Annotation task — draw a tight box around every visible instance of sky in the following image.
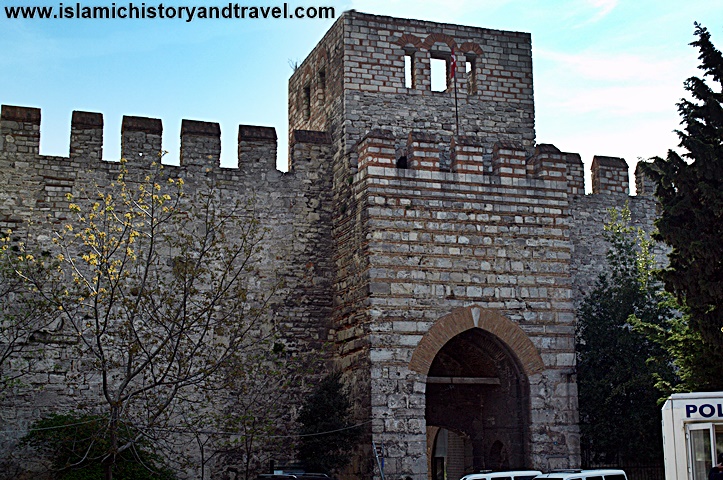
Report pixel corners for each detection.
[1,0,722,192]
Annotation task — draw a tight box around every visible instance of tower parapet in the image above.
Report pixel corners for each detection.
[450,136,484,174]
[180,119,221,169]
[635,161,656,196]
[492,140,526,182]
[407,131,440,171]
[591,155,629,195]
[356,129,396,171]
[70,111,103,160]
[355,131,595,197]
[1,105,41,154]
[528,143,566,182]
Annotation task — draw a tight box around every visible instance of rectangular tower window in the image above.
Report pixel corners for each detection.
[430,56,447,92]
[404,53,414,89]
[303,84,311,120]
[318,68,326,104]
[466,56,477,94]
[319,68,326,91]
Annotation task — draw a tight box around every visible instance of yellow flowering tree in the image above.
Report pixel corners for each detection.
[29,159,278,480]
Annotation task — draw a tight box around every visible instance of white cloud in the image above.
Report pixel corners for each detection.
[534,48,695,118]
[549,84,680,116]
[536,48,683,82]
[586,0,618,23]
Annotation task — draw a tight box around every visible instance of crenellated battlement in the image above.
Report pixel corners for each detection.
[591,155,630,195]
[70,111,104,160]
[0,104,306,175]
[354,128,638,196]
[0,105,41,154]
[0,103,335,237]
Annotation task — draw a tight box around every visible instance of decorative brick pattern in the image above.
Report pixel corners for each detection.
[409,305,545,376]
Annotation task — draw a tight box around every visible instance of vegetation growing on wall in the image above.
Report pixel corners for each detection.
[21,413,175,480]
[576,205,676,466]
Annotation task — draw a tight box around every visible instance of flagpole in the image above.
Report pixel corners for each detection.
[451,48,459,138]
[454,76,459,137]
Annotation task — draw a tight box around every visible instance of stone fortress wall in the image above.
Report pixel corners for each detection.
[0,10,660,480]
[0,105,338,475]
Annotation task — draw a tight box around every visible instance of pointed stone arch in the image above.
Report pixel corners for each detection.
[409,305,545,377]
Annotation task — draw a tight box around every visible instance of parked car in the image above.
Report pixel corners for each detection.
[256,473,335,480]
[460,471,542,480]
[533,469,627,480]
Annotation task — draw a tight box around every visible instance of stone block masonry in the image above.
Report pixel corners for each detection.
[0,104,336,476]
[1,9,662,480]
[287,11,658,480]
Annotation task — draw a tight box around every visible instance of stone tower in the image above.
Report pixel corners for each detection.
[288,10,656,480]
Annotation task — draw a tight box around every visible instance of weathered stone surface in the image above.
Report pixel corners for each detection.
[0,10,659,480]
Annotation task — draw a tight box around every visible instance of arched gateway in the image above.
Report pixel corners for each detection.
[410,306,545,479]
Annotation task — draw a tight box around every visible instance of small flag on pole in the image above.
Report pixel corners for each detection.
[451,46,459,137]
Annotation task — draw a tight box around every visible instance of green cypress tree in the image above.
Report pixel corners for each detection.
[576,206,676,465]
[642,23,723,391]
[296,372,360,475]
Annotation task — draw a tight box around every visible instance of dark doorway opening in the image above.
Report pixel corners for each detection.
[425,328,531,478]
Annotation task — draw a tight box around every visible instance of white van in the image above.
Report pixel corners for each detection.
[533,469,627,480]
[460,471,542,480]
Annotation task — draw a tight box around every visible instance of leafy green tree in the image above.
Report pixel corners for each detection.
[296,372,360,474]
[576,206,676,466]
[632,303,707,395]
[641,23,723,391]
[21,413,175,480]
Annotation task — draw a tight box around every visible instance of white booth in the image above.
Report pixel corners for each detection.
[662,392,723,480]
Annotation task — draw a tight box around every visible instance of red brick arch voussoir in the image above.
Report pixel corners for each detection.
[459,42,484,57]
[409,305,545,377]
[421,33,457,52]
[395,33,424,49]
